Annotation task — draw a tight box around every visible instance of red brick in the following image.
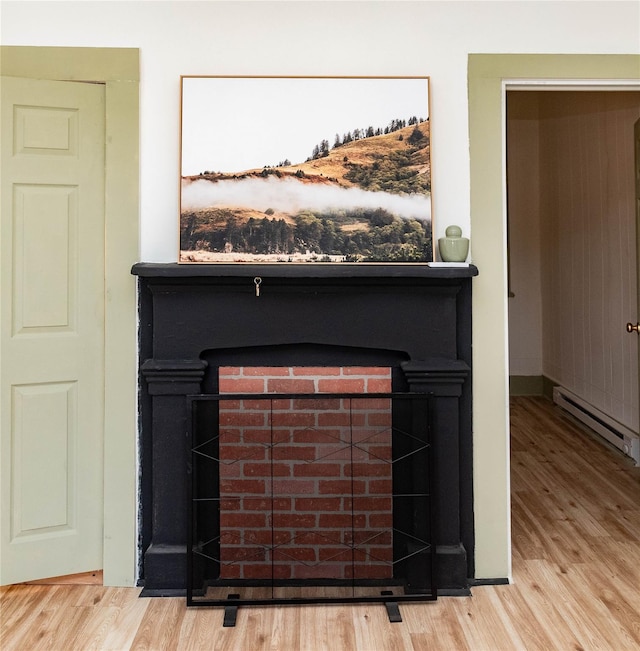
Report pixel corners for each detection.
[219,377,265,393]
[218,462,242,478]
[219,411,266,427]
[220,512,265,528]
[271,478,316,495]
[368,413,392,426]
[293,564,343,580]
[351,397,391,410]
[365,378,392,392]
[317,412,351,427]
[271,398,292,410]
[293,462,342,477]
[267,378,315,393]
[294,530,342,546]
[220,546,266,562]
[353,496,393,513]
[351,428,388,443]
[243,530,272,545]
[292,367,341,376]
[219,530,242,545]
[352,530,392,546]
[343,367,390,376]
[318,513,355,528]
[369,479,393,494]
[271,498,292,511]
[317,378,365,393]
[368,446,392,460]
[369,513,394,528]
[243,462,291,477]
[271,412,317,427]
[242,366,290,377]
[220,445,266,461]
[218,430,243,447]
[220,564,241,579]
[240,497,270,511]
[242,429,276,445]
[365,547,394,563]
[219,399,242,410]
[220,479,265,495]
[272,547,317,562]
[238,398,271,410]
[244,528,291,546]
[295,497,342,512]
[271,513,317,528]
[271,446,316,461]
[219,497,242,511]
[319,479,365,494]
[346,462,391,478]
[349,496,392,512]
[243,564,273,579]
[272,564,292,580]
[272,530,293,545]
[318,547,352,562]
[219,367,242,377]
[292,427,344,444]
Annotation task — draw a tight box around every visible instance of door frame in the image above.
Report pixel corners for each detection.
[1,46,139,586]
[468,54,640,583]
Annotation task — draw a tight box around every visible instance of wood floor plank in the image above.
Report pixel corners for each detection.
[129,597,185,651]
[100,589,150,651]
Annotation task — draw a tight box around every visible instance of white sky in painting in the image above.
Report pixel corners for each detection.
[181,77,429,176]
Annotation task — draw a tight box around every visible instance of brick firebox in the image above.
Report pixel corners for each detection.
[217,366,393,581]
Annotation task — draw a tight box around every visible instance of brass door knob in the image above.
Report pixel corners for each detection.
[627,322,640,334]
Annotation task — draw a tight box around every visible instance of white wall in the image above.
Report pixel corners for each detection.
[2,1,638,263]
[3,0,639,580]
[540,92,640,431]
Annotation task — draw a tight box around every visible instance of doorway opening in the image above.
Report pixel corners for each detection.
[506,86,640,461]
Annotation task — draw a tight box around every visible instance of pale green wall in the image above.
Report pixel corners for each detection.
[468,54,640,579]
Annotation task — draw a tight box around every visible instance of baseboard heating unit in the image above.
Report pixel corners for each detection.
[553,386,640,467]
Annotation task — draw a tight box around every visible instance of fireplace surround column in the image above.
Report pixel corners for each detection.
[141,359,207,591]
[401,359,470,589]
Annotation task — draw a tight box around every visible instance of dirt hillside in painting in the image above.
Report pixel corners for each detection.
[181,120,430,192]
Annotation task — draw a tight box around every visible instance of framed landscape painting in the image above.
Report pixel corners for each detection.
[180,76,432,263]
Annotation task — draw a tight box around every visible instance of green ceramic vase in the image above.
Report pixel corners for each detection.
[438,225,469,262]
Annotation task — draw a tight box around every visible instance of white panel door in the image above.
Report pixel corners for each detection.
[1,77,105,583]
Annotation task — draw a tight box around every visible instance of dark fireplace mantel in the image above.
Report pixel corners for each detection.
[132,262,478,595]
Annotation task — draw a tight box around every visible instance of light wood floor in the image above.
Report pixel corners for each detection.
[2,397,639,650]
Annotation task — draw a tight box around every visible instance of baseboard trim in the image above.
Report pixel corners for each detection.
[509,375,543,396]
[469,577,510,586]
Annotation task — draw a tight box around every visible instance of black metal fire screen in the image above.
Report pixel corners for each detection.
[186,392,436,614]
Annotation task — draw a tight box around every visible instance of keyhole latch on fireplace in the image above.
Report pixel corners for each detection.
[254,276,262,297]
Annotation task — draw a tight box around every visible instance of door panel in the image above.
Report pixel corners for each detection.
[11,382,76,536]
[13,184,77,333]
[1,77,105,584]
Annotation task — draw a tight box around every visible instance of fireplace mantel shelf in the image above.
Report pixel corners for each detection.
[132,262,478,280]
